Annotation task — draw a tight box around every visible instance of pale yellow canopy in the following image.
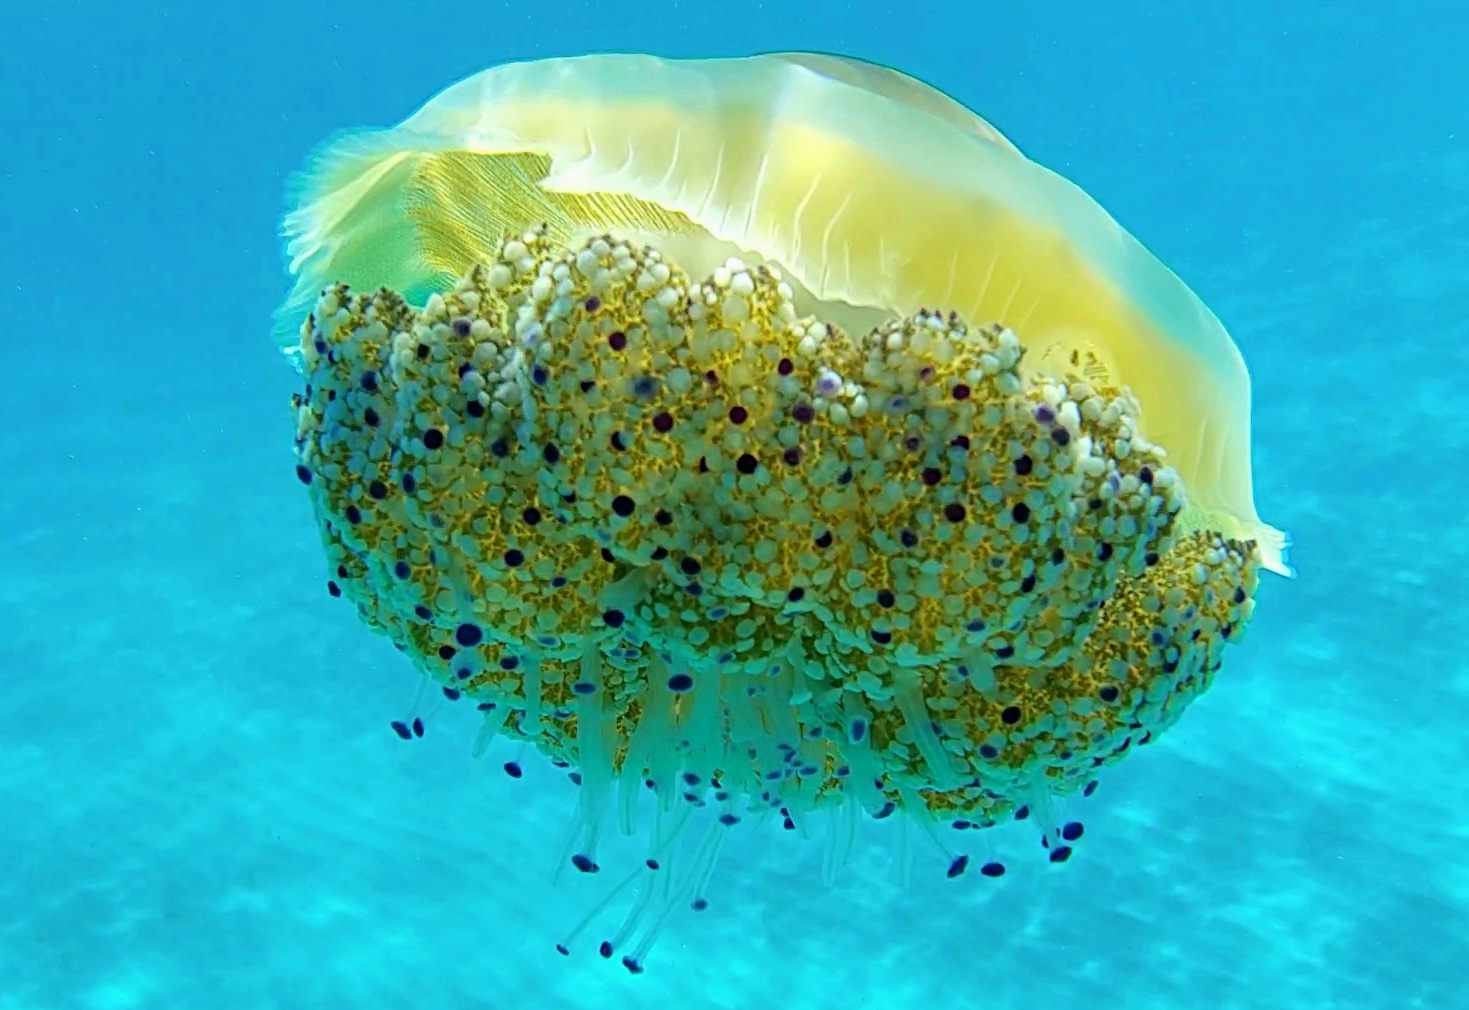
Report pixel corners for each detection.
[275,52,1290,575]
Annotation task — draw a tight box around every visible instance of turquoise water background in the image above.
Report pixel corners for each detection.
[3,3,1467,1008]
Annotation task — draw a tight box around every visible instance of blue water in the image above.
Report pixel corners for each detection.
[3,3,1466,1008]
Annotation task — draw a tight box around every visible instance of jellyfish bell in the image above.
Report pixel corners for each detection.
[279,52,1286,972]
[278,51,1288,574]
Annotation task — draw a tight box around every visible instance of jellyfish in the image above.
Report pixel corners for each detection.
[279,53,1288,973]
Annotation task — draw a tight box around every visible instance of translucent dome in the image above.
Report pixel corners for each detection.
[277,52,1288,573]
